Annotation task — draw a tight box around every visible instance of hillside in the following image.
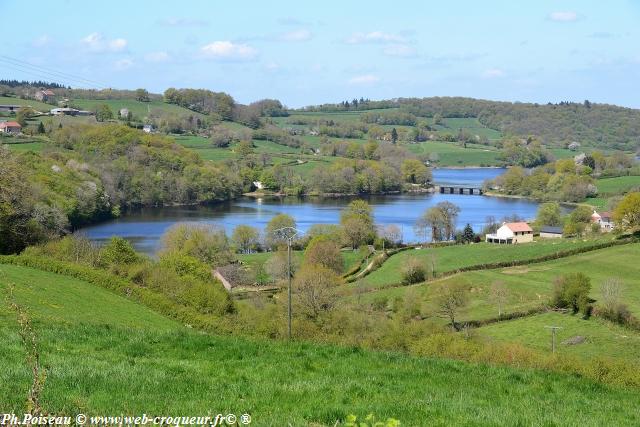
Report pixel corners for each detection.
[2,263,640,425]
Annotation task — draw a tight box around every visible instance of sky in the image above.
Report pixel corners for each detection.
[1,0,639,108]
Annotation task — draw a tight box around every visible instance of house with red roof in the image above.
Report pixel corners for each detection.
[591,210,614,231]
[0,121,22,135]
[35,89,56,102]
[486,222,534,244]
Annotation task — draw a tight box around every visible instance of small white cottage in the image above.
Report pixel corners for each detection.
[486,222,533,244]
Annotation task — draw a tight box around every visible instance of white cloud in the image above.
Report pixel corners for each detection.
[265,61,280,71]
[200,41,257,61]
[81,32,128,52]
[114,58,134,70]
[279,29,313,42]
[482,68,506,79]
[159,17,208,27]
[549,11,578,22]
[383,44,416,57]
[32,34,52,47]
[109,38,128,51]
[348,74,380,85]
[145,51,171,62]
[346,31,405,44]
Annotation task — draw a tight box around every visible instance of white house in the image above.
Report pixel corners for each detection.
[119,108,130,118]
[142,124,154,133]
[486,222,534,244]
[591,210,614,231]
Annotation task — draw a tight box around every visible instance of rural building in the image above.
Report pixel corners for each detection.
[0,104,22,112]
[35,89,55,102]
[591,210,614,231]
[0,121,22,134]
[142,124,154,133]
[50,108,92,116]
[539,226,563,238]
[486,222,534,244]
[119,108,130,118]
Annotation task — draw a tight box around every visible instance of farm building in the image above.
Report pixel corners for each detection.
[539,226,563,238]
[142,124,154,133]
[0,121,22,134]
[0,104,22,112]
[119,108,130,118]
[486,222,533,244]
[34,89,55,102]
[591,210,614,231]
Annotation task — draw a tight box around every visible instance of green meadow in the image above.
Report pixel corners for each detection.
[357,237,617,290]
[2,263,640,425]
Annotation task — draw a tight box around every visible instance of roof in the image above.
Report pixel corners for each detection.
[40,89,55,96]
[0,121,21,128]
[599,211,613,219]
[504,222,533,232]
[540,226,563,234]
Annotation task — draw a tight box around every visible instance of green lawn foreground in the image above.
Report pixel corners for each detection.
[2,263,640,425]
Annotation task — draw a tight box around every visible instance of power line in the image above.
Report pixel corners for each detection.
[0,55,109,89]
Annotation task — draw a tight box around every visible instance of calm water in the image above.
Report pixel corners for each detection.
[80,168,540,254]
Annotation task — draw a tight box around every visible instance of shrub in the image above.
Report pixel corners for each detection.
[401,256,427,285]
[304,235,343,273]
[552,272,592,316]
[101,237,140,266]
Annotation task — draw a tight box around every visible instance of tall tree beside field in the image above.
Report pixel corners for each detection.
[160,223,235,267]
[135,88,150,102]
[304,235,343,274]
[231,225,260,254]
[613,192,640,230]
[436,284,468,330]
[535,202,563,227]
[95,104,113,122]
[265,214,297,248]
[340,200,376,249]
[401,159,431,185]
[391,127,398,144]
[293,264,340,320]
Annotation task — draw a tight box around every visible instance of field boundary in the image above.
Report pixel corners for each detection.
[350,237,638,294]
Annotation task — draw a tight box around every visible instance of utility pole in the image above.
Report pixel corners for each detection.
[273,226,300,340]
[545,326,562,353]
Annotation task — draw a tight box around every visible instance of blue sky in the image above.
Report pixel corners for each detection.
[1,0,639,107]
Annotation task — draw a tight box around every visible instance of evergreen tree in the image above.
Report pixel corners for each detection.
[462,223,475,243]
[391,127,398,144]
[37,121,45,134]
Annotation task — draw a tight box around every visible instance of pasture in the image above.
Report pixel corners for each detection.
[2,263,639,425]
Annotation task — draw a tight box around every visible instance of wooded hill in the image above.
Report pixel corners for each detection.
[301,97,640,151]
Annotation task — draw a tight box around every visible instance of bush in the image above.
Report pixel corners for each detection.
[101,237,140,266]
[552,272,592,316]
[401,256,427,285]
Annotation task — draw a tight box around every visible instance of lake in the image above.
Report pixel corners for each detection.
[80,168,540,254]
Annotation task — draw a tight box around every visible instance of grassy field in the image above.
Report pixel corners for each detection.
[358,237,617,290]
[70,99,205,119]
[477,312,640,361]
[0,95,53,112]
[596,176,640,195]
[407,141,501,166]
[2,263,640,425]
[438,118,502,140]
[355,243,640,324]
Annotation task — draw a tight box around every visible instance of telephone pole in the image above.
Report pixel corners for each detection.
[273,226,300,340]
[545,326,562,353]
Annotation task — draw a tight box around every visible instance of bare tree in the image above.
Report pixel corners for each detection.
[601,278,624,311]
[490,280,509,317]
[436,284,468,330]
[293,264,340,320]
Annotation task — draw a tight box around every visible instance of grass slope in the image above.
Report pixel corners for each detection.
[3,264,640,425]
[360,237,616,289]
